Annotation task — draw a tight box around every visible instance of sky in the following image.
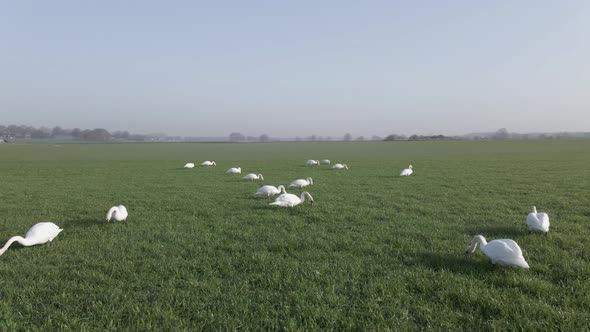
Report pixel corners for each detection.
[1,1,589,138]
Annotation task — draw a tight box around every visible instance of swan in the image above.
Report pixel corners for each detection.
[400,165,413,176]
[305,160,320,166]
[0,222,63,256]
[332,163,348,170]
[270,191,314,207]
[256,185,286,197]
[527,206,550,233]
[289,177,313,188]
[465,235,529,268]
[321,159,331,164]
[106,205,128,224]
[184,163,195,169]
[242,173,264,181]
[226,167,241,174]
[201,161,216,166]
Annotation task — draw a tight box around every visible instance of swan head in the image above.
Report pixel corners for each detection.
[465,235,485,254]
[409,165,413,169]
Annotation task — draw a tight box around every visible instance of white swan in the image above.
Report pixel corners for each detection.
[321,159,331,164]
[106,205,128,224]
[289,177,313,188]
[184,163,195,169]
[400,165,413,176]
[201,161,216,166]
[527,206,550,233]
[305,160,320,166]
[332,163,348,170]
[226,167,241,174]
[0,222,63,256]
[242,173,264,181]
[270,191,314,207]
[465,235,529,268]
[256,185,286,197]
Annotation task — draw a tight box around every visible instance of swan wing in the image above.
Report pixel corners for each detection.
[25,222,62,243]
[527,213,549,232]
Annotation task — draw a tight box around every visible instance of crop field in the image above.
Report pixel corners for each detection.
[0,140,589,331]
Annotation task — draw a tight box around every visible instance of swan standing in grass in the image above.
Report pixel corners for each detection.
[256,185,286,197]
[242,173,264,181]
[0,222,63,256]
[400,165,413,176]
[306,160,320,166]
[270,191,314,207]
[184,163,195,169]
[106,205,128,224]
[321,159,331,164]
[332,163,348,170]
[226,167,241,174]
[527,206,550,233]
[289,177,313,188]
[201,161,216,166]
[465,235,529,268]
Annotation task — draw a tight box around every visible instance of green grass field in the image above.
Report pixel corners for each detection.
[0,140,589,331]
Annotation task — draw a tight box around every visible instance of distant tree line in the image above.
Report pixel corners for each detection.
[383,134,459,141]
[0,124,148,142]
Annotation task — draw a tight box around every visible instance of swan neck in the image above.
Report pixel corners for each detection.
[106,207,118,220]
[532,206,537,213]
[300,192,308,202]
[475,235,487,247]
[0,236,26,256]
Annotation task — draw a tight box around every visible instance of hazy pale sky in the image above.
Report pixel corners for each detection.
[1,1,589,137]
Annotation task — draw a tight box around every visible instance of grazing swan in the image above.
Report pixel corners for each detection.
[201,161,216,166]
[400,165,413,176]
[527,206,550,233]
[332,163,348,170]
[184,163,195,169]
[306,160,320,166]
[465,235,529,268]
[289,177,313,188]
[321,159,331,164]
[106,205,128,224]
[0,222,63,257]
[242,173,264,181]
[256,185,286,197]
[226,167,241,174]
[270,191,314,207]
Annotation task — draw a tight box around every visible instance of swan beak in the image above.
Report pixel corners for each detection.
[311,200,315,205]
[106,219,110,224]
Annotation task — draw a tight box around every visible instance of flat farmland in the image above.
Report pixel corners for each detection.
[0,140,589,331]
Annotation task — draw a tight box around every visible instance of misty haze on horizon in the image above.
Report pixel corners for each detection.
[1,2,589,137]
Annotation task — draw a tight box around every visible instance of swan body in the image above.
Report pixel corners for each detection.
[226,167,241,174]
[0,222,63,256]
[289,177,313,188]
[321,159,331,164]
[527,206,550,233]
[106,205,128,223]
[201,161,216,166]
[256,185,286,197]
[242,173,264,181]
[270,191,314,207]
[400,165,413,176]
[332,163,348,170]
[184,163,195,169]
[306,160,320,166]
[465,235,529,268]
